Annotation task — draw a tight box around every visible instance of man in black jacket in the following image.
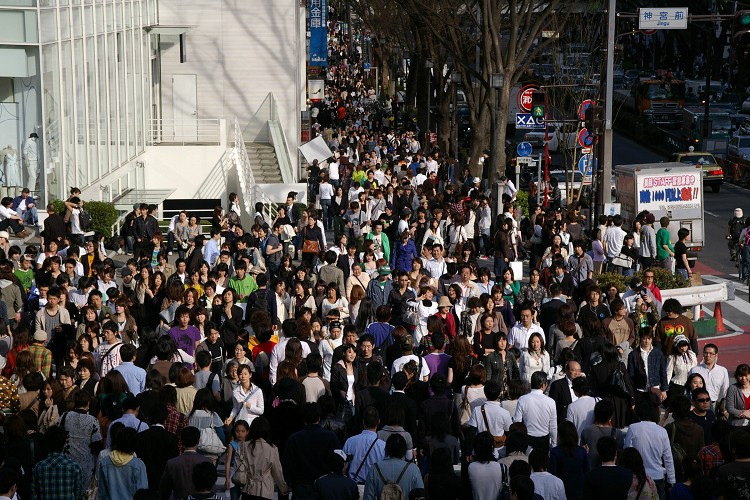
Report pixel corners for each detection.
[282,402,341,499]
[336,242,360,282]
[583,436,633,499]
[547,360,582,423]
[136,403,179,491]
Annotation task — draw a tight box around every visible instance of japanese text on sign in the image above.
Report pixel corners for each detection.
[638,7,688,30]
[637,172,701,211]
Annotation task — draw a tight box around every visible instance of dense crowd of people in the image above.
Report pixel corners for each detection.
[0,13,746,500]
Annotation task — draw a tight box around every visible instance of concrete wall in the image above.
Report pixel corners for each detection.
[143,144,227,199]
[157,0,303,179]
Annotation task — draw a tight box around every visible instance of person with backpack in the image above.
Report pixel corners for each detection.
[363,433,423,500]
[727,208,746,261]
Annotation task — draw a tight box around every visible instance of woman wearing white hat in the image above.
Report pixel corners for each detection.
[666,334,697,401]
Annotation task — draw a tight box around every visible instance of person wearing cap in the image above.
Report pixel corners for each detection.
[27,329,52,379]
[366,265,394,311]
[320,321,344,380]
[11,188,37,227]
[727,207,746,261]
[637,212,657,269]
[666,334,698,395]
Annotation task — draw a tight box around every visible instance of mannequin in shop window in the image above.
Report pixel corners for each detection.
[23,132,39,191]
[1,146,18,187]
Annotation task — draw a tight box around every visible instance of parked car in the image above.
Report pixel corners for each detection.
[728,135,750,161]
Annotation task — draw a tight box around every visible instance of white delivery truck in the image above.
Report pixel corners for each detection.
[614,162,705,251]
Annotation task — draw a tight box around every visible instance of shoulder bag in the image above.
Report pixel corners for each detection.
[459,386,471,427]
[197,413,227,455]
[481,404,506,448]
[301,227,320,254]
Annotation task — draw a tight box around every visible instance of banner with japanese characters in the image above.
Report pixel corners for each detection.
[309,0,328,67]
[637,172,701,211]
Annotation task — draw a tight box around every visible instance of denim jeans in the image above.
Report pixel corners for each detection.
[675,268,688,280]
[22,207,38,226]
[320,199,332,230]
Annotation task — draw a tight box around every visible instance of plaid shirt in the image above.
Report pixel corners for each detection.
[32,452,83,500]
[0,375,18,412]
[698,443,724,478]
[165,403,188,452]
[27,344,51,379]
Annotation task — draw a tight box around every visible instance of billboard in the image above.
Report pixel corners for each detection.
[637,172,701,212]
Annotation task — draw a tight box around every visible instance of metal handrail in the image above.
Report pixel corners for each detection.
[268,93,295,183]
[233,118,278,226]
[149,118,222,146]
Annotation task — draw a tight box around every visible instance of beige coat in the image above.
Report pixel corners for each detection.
[237,439,288,498]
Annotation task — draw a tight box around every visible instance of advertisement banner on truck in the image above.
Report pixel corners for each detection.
[637,172,701,211]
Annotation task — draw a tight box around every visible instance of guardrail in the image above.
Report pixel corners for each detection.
[661,281,735,332]
[267,93,295,184]
[232,118,278,227]
[149,119,223,146]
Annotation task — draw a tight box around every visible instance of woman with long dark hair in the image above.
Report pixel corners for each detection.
[549,421,588,499]
[484,332,519,400]
[617,447,660,499]
[188,387,226,457]
[588,342,634,428]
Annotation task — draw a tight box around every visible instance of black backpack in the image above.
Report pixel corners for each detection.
[79,208,93,231]
[248,289,269,315]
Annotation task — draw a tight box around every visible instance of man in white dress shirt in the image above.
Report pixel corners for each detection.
[514,371,557,452]
[624,401,676,498]
[688,343,729,407]
[468,381,512,455]
[508,303,545,352]
[566,377,598,440]
[529,448,566,500]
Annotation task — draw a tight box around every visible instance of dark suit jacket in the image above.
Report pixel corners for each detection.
[283,424,341,486]
[211,304,245,344]
[354,386,390,424]
[159,450,211,499]
[136,425,179,490]
[539,298,565,353]
[386,391,420,447]
[336,253,360,281]
[548,377,574,423]
[583,465,633,500]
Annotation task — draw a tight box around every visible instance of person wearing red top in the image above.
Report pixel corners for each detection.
[642,269,662,303]
[434,296,457,339]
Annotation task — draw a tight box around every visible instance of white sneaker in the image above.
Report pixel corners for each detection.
[168,251,173,256]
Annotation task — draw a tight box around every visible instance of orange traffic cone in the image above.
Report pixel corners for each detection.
[714,302,727,333]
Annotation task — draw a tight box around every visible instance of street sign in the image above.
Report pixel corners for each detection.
[516,156,535,165]
[578,99,595,121]
[578,154,598,175]
[517,84,539,113]
[532,105,545,118]
[516,113,546,129]
[638,7,688,30]
[517,142,533,157]
[578,128,595,147]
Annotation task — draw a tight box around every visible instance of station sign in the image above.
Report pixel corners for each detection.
[638,7,688,30]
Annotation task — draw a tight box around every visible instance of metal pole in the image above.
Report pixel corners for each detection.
[601,0,616,212]
[491,88,499,182]
[453,81,458,157]
[703,26,712,144]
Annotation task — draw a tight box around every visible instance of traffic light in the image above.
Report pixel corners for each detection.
[733,10,750,45]
[531,91,546,118]
[585,105,604,135]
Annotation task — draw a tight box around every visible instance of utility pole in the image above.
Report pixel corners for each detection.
[601,0,616,213]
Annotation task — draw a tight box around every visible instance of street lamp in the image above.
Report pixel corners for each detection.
[451,70,461,158]
[490,72,505,185]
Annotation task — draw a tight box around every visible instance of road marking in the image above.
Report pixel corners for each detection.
[704,211,720,218]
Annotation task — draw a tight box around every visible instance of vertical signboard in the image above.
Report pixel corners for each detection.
[309,0,328,67]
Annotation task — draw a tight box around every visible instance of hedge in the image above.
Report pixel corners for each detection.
[50,199,119,237]
[595,267,689,292]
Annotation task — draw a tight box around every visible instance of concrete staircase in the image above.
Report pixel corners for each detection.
[245,142,282,183]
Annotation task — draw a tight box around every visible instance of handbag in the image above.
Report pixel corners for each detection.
[459,386,471,427]
[611,252,634,268]
[604,366,631,399]
[198,422,227,455]
[301,227,320,254]
[232,442,249,486]
[481,405,506,448]
[403,300,420,326]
